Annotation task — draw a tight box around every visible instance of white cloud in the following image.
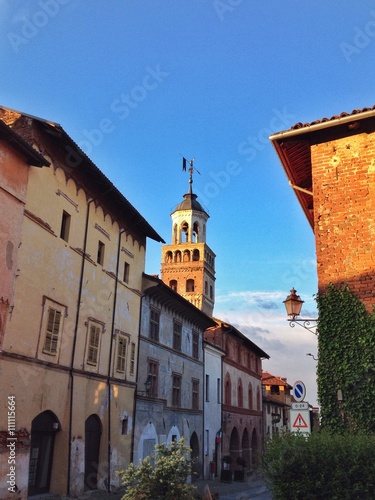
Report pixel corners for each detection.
[215,304,319,407]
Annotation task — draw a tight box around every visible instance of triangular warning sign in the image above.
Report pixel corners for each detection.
[292,412,308,428]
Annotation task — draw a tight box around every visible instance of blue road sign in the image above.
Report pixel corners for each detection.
[293,381,306,402]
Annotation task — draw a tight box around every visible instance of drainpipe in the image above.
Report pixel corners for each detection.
[67,197,94,496]
[106,228,125,492]
[131,288,145,464]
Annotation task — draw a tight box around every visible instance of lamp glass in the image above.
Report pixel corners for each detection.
[284,288,304,318]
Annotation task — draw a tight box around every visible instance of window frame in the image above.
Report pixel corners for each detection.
[97,240,105,265]
[60,210,71,242]
[192,330,199,359]
[86,322,102,366]
[173,320,182,351]
[116,333,128,373]
[149,308,160,342]
[172,373,182,407]
[42,307,62,355]
[192,378,199,410]
[148,359,159,398]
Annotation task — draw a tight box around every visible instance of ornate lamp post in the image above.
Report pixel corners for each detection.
[283,288,318,335]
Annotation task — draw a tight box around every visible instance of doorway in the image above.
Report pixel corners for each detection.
[28,410,59,496]
[84,414,102,490]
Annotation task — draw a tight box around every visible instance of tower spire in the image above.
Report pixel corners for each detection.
[188,159,194,194]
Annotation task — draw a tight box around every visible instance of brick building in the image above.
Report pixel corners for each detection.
[270,105,375,309]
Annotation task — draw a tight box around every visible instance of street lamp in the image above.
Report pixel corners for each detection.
[138,376,152,395]
[284,288,318,335]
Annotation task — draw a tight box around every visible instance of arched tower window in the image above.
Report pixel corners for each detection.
[170,280,177,291]
[165,251,173,263]
[175,251,182,263]
[186,279,195,292]
[183,250,190,262]
[192,221,200,242]
[181,221,189,243]
[192,249,200,261]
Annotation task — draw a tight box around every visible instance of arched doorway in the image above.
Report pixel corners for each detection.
[28,410,60,496]
[229,426,240,464]
[85,414,102,490]
[190,432,200,480]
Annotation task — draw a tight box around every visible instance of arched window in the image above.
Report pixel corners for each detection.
[237,379,243,408]
[165,251,173,263]
[170,280,177,291]
[225,374,231,405]
[183,250,190,262]
[192,249,200,261]
[186,279,195,292]
[248,383,253,409]
[256,387,261,410]
[175,251,182,263]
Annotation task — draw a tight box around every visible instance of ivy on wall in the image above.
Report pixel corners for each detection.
[316,284,375,432]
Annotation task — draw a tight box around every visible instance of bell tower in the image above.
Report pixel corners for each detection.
[161,163,216,316]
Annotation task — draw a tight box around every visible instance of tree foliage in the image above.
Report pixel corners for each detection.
[117,438,197,500]
[316,284,375,432]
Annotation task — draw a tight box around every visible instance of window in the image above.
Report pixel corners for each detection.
[150,308,160,342]
[248,384,253,409]
[256,387,261,410]
[170,279,177,291]
[87,323,101,366]
[172,373,182,407]
[205,281,208,295]
[225,375,231,405]
[123,262,130,283]
[60,210,71,242]
[97,241,105,265]
[148,360,159,398]
[271,385,280,395]
[186,279,194,292]
[238,379,243,408]
[173,320,182,351]
[192,331,199,359]
[205,374,210,402]
[116,335,127,373]
[210,285,213,299]
[43,308,62,355]
[121,417,128,435]
[130,342,135,375]
[192,379,199,410]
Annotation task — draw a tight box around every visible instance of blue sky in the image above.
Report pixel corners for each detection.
[3,1,375,405]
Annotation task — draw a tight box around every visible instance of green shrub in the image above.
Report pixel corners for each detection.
[262,432,375,500]
[117,438,197,500]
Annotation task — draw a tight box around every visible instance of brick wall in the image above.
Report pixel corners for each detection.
[311,132,375,310]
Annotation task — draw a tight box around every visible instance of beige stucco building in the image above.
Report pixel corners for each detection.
[0,107,163,498]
